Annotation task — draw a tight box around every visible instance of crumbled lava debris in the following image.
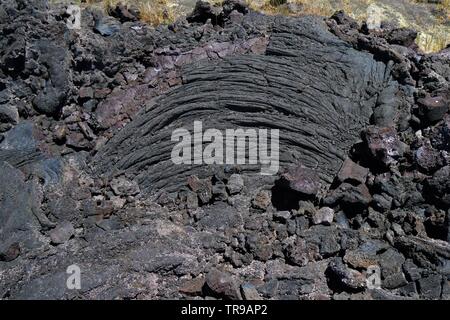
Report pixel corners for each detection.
[0,0,449,300]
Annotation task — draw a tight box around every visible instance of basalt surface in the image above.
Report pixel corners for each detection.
[0,0,449,300]
[93,15,391,192]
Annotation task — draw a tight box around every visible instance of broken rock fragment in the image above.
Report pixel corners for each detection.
[0,242,21,262]
[337,158,369,185]
[226,174,244,195]
[362,126,405,167]
[326,258,366,292]
[324,183,372,212]
[187,175,212,204]
[179,277,205,296]
[241,283,262,300]
[414,145,444,173]
[0,103,19,132]
[417,96,448,124]
[204,269,242,300]
[424,165,450,206]
[252,190,271,210]
[110,176,140,196]
[49,221,75,245]
[312,207,334,225]
[279,165,321,197]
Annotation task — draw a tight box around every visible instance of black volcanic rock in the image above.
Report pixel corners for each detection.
[0,0,449,301]
[93,16,390,193]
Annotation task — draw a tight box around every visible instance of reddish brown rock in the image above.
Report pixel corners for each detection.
[362,126,405,166]
[280,165,320,197]
[337,158,369,185]
[204,269,242,300]
[78,86,93,100]
[179,277,205,296]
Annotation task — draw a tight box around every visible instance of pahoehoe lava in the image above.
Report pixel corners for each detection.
[93,16,394,193]
[1,0,449,300]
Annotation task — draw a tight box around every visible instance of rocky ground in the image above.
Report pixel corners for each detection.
[0,0,449,300]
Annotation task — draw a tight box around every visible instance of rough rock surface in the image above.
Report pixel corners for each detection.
[0,0,449,300]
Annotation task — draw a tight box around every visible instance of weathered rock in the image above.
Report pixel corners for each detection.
[402,259,422,282]
[252,190,271,210]
[212,180,228,201]
[343,249,378,269]
[424,166,450,206]
[78,87,94,101]
[33,86,66,116]
[279,165,321,198]
[187,1,222,24]
[53,125,67,144]
[49,221,75,245]
[0,242,20,262]
[108,3,138,23]
[2,0,450,301]
[378,248,406,280]
[300,225,341,257]
[66,132,90,150]
[324,183,372,212]
[0,103,19,132]
[110,176,140,196]
[284,238,319,266]
[179,277,205,296]
[179,189,199,209]
[385,28,417,47]
[414,145,444,173]
[312,207,334,225]
[204,269,242,300]
[94,16,120,37]
[383,272,408,289]
[430,114,450,151]
[30,40,70,116]
[94,16,388,193]
[417,274,442,299]
[330,10,359,29]
[362,126,405,167]
[326,258,366,292]
[337,158,369,185]
[395,236,450,271]
[222,0,249,16]
[241,283,262,300]
[0,161,42,252]
[398,282,418,297]
[423,207,447,240]
[198,202,243,231]
[273,210,291,223]
[246,234,273,261]
[227,174,244,195]
[188,175,212,204]
[372,193,393,212]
